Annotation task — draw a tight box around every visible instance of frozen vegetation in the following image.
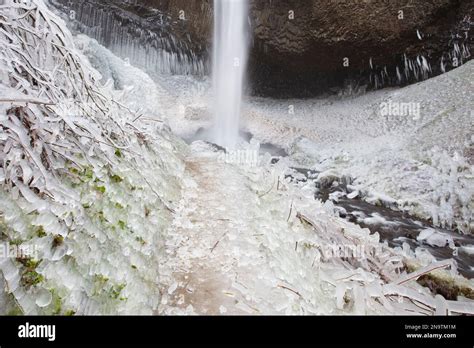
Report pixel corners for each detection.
[241,64,473,235]
[145,57,474,235]
[0,0,473,315]
[0,0,184,314]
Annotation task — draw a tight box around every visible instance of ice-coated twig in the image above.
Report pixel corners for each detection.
[0,97,55,105]
[392,260,454,286]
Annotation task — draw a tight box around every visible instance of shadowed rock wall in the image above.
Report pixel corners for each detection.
[52,0,473,97]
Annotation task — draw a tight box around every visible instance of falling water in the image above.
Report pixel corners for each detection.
[213,0,248,149]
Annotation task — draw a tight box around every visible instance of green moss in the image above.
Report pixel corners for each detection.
[406,262,474,301]
[96,211,107,223]
[111,174,123,183]
[4,292,23,315]
[7,307,23,316]
[68,167,80,175]
[36,226,47,238]
[115,202,124,209]
[94,274,109,283]
[10,239,23,246]
[303,242,317,250]
[68,166,94,182]
[84,167,94,180]
[52,235,64,248]
[17,258,44,288]
[118,220,126,230]
[417,274,474,300]
[111,283,126,300]
[20,270,44,288]
[94,185,106,194]
[65,309,76,316]
[114,149,123,158]
[51,292,62,315]
[17,257,41,269]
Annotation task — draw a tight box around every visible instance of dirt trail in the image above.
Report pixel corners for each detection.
[156,144,472,316]
[158,153,264,314]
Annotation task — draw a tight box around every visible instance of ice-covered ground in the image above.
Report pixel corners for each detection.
[75,36,474,314]
[98,44,473,235]
[82,33,473,234]
[155,141,474,315]
[3,4,469,314]
[242,65,474,235]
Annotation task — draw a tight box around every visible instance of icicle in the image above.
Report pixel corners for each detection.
[440,57,446,73]
[454,42,460,57]
[403,54,409,80]
[462,43,471,59]
[416,29,423,40]
[396,66,402,84]
[53,1,207,76]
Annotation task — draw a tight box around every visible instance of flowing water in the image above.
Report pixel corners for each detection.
[213,0,248,149]
[285,167,474,279]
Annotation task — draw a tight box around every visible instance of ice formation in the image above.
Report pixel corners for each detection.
[49,0,207,76]
[369,40,470,89]
[0,0,184,314]
[0,0,473,316]
[241,62,474,235]
[158,142,474,315]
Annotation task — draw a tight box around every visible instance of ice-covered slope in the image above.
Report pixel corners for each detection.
[124,56,473,235]
[0,0,185,315]
[158,141,474,315]
[2,0,472,316]
[242,62,474,234]
[89,34,472,234]
[71,29,474,314]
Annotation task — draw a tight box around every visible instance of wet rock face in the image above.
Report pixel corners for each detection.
[249,0,473,96]
[252,0,455,65]
[52,0,473,97]
[51,0,213,75]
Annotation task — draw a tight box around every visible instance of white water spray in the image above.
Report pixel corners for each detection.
[213,0,248,149]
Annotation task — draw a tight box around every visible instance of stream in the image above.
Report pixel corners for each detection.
[286,166,474,279]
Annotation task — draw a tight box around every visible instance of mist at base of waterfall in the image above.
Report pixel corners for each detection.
[212,0,248,149]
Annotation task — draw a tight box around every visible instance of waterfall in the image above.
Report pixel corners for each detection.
[213,0,248,149]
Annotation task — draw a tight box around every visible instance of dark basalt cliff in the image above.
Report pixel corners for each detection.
[249,0,473,96]
[52,0,473,97]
